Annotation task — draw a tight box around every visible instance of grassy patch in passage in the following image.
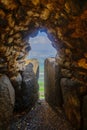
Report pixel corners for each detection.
[38,81,44,99]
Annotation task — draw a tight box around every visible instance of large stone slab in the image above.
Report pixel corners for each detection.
[21,61,39,110]
[0,75,15,129]
[44,58,63,108]
[61,78,81,129]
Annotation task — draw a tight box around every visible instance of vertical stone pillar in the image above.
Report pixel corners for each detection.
[61,78,81,129]
[44,58,63,108]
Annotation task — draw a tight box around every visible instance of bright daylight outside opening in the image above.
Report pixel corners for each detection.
[28,30,57,99]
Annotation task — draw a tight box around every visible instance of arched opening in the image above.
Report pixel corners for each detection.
[27,30,57,99]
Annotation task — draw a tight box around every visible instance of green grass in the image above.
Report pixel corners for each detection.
[39,81,44,87]
[38,81,45,99]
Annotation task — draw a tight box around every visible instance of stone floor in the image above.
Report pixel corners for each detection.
[10,100,76,130]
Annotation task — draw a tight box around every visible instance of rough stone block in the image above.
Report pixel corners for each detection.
[26,59,39,80]
[44,58,63,108]
[20,59,39,111]
[0,75,15,129]
[61,78,81,129]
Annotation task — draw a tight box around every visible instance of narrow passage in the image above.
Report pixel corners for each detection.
[28,30,57,99]
[11,100,75,130]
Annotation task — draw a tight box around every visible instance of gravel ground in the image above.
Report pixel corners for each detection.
[10,100,76,130]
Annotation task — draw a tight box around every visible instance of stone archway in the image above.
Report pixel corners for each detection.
[0,0,87,77]
[0,0,87,129]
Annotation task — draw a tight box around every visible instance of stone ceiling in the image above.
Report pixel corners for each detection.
[0,0,87,76]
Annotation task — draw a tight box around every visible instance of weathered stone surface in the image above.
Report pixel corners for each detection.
[10,73,22,90]
[82,95,87,130]
[10,73,22,111]
[44,58,63,107]
[14,61,39,111]
[61,78,81,129]
[0,75,15,129]
[25,59,39,80]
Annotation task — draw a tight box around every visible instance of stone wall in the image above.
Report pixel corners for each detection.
[0,0,87,129]
[44,57,87,130]
[0,59,39,128]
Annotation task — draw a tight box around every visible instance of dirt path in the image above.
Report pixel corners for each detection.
[10,100,75,130]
